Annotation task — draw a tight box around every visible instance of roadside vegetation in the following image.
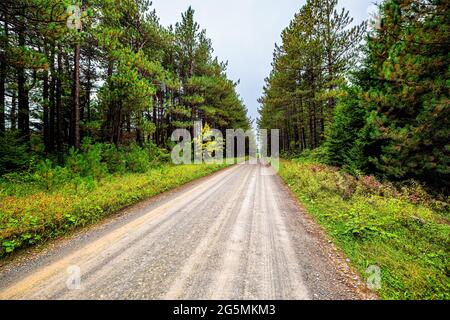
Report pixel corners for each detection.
[0,139,228,257]
[279,160,449,300]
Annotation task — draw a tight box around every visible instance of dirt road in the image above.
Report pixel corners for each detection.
[0,163,373,300]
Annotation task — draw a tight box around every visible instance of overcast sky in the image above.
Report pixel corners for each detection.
[152,0,377,126]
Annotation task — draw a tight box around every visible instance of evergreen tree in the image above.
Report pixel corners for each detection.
[258,0,365,155]
[357,0,449,188]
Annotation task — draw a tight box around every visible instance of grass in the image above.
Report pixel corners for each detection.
[0,163,228,257]
[278,160,449,300]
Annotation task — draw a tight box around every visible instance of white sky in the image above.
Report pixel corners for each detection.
[152,0,377,126]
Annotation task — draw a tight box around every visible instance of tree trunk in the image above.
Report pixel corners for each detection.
[136,112,144,146]
[17,69,29,138]
[153,96,158,144]
[10,90,16,130]
[112,107,122,145]
[158,90,164,146]
[0,57,5,135]
[301,127,307,151]
[72,44,81,149]
[102,58,114,141]
[43,67,50,152]
[17,27,29,139]
[56,52,64,163]
[49,48,55,152]
[107,59,113,77]
[86,55,91,122]
[309,101,317,149]
[0,18,7,135]
[293,121,299,151]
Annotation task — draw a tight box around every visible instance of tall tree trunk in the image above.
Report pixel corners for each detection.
[136,112,143,146]
[158,90,164,146]
[10,90,16,130]
[293,121,299,151]
[72,44,81,149]
[49,47,55,152]
[153,96,158,144]
[326,61,335,130]
[17,70,29,138]
[111,106,122,145]
[43,67,50,152]
[102,58,113,141]
[64,54,71,145]
[0,18,7,135]
[56,52,64,163]
[107,59,113,78]
[309,63,318,149]
[309,100,317,149]
[0,57,5,135]
[86,55,91,122]
[296,98,304,151]
[17,26,29,139]
[301,127,307,151]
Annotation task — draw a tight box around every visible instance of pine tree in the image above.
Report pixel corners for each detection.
[357,0,450,188]
[258,0,365,155]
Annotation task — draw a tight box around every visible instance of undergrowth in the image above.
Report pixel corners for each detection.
[0,162,227,257]
[279,160,449,300]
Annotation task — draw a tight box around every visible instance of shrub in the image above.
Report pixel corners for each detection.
[102,144,127,174]
[293,146,329,164]
[35,160,52,190]
[0,132,30,175]
[124,144,150,173]
[143,142,171,164]
[66,138,108,180]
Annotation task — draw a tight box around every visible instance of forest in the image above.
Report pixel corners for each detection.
[0,0,449,301]
[258,0,449,193]
[0,0,250,174]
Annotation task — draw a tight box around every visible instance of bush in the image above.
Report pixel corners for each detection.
[66,138,108,181]
[102,144,127,174]
[0,132,30,175]
[143,142,171,164]
[292,146,329,164]
[124,144,151,173]
[34,159,71,191]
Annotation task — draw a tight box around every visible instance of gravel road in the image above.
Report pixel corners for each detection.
[0,163,375,300]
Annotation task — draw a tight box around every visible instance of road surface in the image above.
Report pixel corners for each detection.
[0,163,373,300]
